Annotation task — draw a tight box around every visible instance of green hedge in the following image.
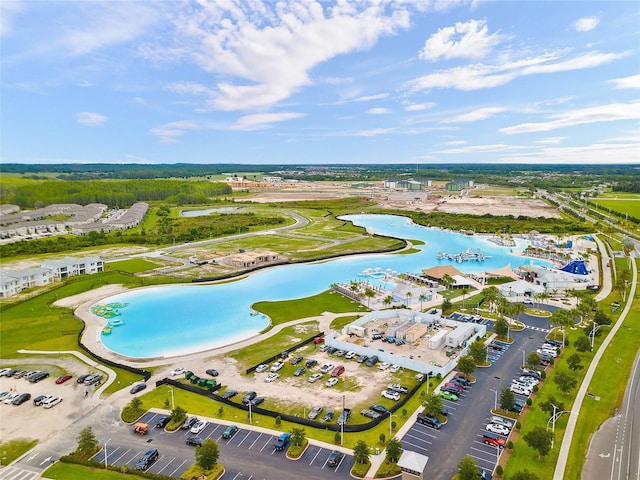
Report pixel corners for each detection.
[351,460,371,478]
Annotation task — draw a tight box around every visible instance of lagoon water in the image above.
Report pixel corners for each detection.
[98,214,547,358]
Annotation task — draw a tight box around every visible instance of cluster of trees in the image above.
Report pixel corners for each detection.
[6,179,231,208]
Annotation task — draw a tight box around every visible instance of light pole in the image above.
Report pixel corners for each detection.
[489,388,497,411]
[546,405,578,449]
[519,348,526,369]
[167,386,174,410]
[341,395,345,446]
[248,400,252,424]
[388,412,396,438]
[590,320,604,351]
[103,438,110,467]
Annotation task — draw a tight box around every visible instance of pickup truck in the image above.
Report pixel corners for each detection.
[133,422,148,435]
[274,433,291,451]
[337,408,352,426]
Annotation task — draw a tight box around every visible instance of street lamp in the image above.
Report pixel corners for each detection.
[519,348,526,369]
[341,395,345,446]
[546,405,578,449]
[167,386,174,410]
[590,321,605,351]
[103,438,110,467]
[388,412,396,438]
[425,372,432,394]
[489,388,497,411]
[248,400,253,424]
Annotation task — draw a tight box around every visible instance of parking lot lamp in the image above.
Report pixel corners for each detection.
[590,320,604,351]
[248,400,253,424]
[546,405,578,449]
[519,348,525,369]
[341,395,345,446]
[489,388,497,411]
[388,412,396,438]
[104,438,110,467]
[167,386,174,410]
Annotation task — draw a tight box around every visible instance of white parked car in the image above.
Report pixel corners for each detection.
[190,420,208,434]
[265,372,280,383]
[345,351,357,360]
[486,423,510,436]
[319,363,334,374]
[491,416,514,429]
[389,364,400,373]
[510,384,532,396]
[378,362,391,370]
[308,373,323,383]
[255,364,269,373]
[171,367,186,376]
[517,375,539,386]
[270,362,284,372]
[3,393,19,404]
[325,377,339,387]
[42,396,63,409]
[381,390,401,401]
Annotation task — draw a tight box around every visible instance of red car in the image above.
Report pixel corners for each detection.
[55,374,73,384]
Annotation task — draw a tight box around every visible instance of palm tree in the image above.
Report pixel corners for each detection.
[290,427,306,447]
[383,295,393,309]
[441,274,454,290]
[482,286,499,313]
[406,291,413,307]
[419,293,427,311]
[364,287,375,308]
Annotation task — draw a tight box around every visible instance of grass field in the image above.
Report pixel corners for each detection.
[503,256,637,480]
[43,463,145,480]
[591,198,640,219]
[0,438,38,466]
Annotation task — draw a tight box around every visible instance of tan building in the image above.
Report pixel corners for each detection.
[228,250,280,268]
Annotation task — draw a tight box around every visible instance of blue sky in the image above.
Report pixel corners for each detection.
[1,0,638,165]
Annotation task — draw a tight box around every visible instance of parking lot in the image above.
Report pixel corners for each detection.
[91,411,354,480]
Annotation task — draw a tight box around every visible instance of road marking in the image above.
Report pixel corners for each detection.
[168,459,186,477]
[39,456,52,466]
[25,453,38,462]
[237,431,251,447]
[259,437,271,452]
[310,448,322,465]
[0,467,39,480]
[248,433,262,449]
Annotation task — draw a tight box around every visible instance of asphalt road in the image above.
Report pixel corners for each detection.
[399,315,549,478]
[584,350,640,480]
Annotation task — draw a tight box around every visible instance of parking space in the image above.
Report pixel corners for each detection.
[448,312,490,325]
[487,340,511,364]
[90,415,354,480]
[469,430,503,473]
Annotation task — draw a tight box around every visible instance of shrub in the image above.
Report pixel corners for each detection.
[532,385,539,393]
[516,421,522,430]
[496,465,504,476]
[275,416,281,427]
[507,440,514,450]
[287,438,308,458]
[526,398,532,406]
[375,459,402,478]
[351,459,371,478]
[540,371,546,379]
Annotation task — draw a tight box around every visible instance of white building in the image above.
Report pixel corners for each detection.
[41,256,104,279]
[0,267,54,298]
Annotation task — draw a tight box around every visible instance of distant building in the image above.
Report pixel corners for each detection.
[0,267,54,298]
[41,256,104,279]
[227,250,280,269]
[445,178,473,191]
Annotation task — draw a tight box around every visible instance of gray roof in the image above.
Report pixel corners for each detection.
[397,450,429,472]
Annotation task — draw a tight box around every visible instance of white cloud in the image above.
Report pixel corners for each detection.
[153,1,410,111]
[0,0,24,36]
[231,112,305,130]
[443,140,468,145]
[407,50,627,92]
[419,19,502,61]
[352,93,389,102]
[608,74,640,89]
[353,128,396,137]
[500,142,640,165]
[500,101,640,134]
[537,137,567,145]
[405,102,436,111]
[444,107,505,122]
[433,143,529,154]
[573,16,600,32]
[150,120,201,144]
[75,112,108,126]
[77,81,93,88]
[367,107,391,115]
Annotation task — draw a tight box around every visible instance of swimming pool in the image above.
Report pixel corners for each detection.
[96,214,548,358]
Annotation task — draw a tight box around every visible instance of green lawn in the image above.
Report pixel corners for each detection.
[44,463,142,479]
[591,198,640,219]
[105,258,163,274]
[0,438,38,466]
[253,290,368,327]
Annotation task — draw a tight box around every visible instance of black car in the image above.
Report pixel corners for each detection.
[221,389,238,399]
[327,450,344,467]
[29,372,50,383]
[250,397,264,407]
[416,413,441,429]
[186,436,204,446]
[365,355,379,367]
[370,404,387,414]
[205,369,219,377]
[77,374,91,384]
[12,393,31,405]
[327,347,338,355]
[450,377,468,389]
[181,416,198,429]
[130,383,146,394]
[321,411,335,423]
[293,367,306,376]
[156,416,170,428]
[33,394,52,406]
[135,448,159,470]
[453,375,471,386]
[305,359,318,368]
[357,355,368,364]
[242,391,257,404]
[290,356,303,365]
[280,351,290,359]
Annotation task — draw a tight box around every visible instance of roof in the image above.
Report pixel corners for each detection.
[421,265,463,279]
[500,279,545,295]
[484,264,520,280]
[397,450,429,472]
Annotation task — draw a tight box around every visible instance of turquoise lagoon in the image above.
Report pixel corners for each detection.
[97,214,547,358]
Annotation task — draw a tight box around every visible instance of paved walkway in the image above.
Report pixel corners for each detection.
[553,253,637,480]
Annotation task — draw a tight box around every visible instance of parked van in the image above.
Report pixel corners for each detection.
[42,396,63,409]
[135,448,159,470]
[84,373,103,385]
[319,344,329,352]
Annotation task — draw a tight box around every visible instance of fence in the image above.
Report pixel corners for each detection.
[245,332,324,374]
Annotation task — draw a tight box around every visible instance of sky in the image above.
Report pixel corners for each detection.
[1,0,639,166]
